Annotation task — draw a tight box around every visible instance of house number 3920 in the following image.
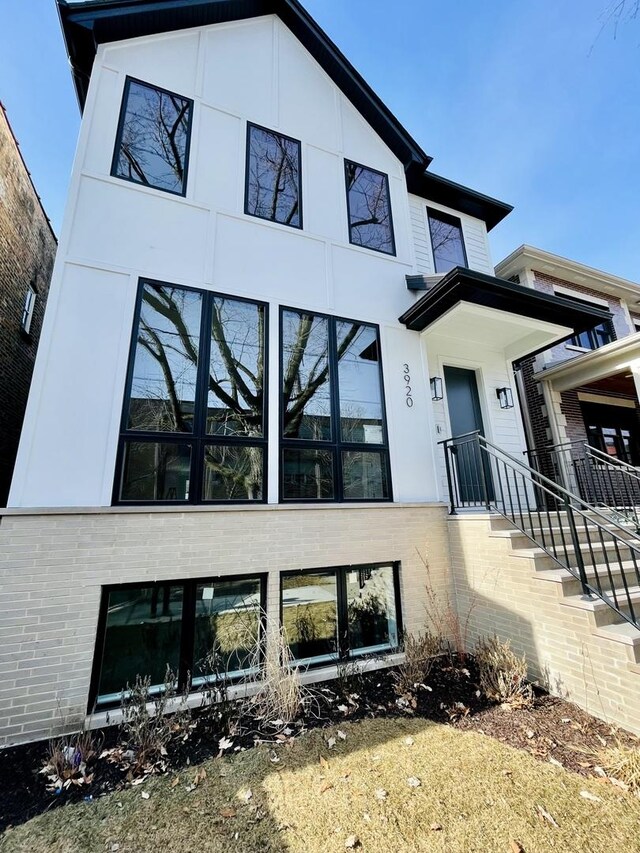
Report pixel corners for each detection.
[403,364,414,408]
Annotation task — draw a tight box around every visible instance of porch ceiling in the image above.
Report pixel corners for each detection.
[399,267,611,361]
[534,331,640,391]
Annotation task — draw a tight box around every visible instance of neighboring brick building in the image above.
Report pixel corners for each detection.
[0,103,56,504]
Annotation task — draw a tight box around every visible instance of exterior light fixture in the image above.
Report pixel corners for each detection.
[430,376,444,401]
[496,387,514,409]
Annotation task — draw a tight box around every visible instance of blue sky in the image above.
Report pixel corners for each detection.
[2,0,639,278]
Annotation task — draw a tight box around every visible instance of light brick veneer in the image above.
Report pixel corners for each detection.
[0,502,451,747]
[448,514,640,736]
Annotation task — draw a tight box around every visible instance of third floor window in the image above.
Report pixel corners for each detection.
[427,207,467,274]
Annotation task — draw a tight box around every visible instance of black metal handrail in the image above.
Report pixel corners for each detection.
[527,439,640,531]
[440,431,640,630]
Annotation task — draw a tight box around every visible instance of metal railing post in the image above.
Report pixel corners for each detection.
[443,441,457,515]
[564,496,590,597]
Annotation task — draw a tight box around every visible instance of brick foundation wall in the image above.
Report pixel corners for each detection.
[448,515,640,736]
[0,106,56,505]
[0,502,451,747]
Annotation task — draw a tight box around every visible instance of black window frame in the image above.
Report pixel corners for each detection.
[559,293,616,350]
[111,76,194,198]
[244,122,303,230]
[427,207,468,274]
[88,573,268,712]
[279,561,403,666]
[279,306,393,504]
[344,159,396,256]
[113,279,269,507]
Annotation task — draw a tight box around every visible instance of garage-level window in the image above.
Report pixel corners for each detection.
[245,123,302,228]
[280,308,391,502]
[281,563,402,666]
[90,576,266,709]
[345,161,395,255]
[112,78,193,195]
[115,281,267,505]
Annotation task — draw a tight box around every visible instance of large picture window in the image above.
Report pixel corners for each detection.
[245,123,302,228]
[90,575,266,709]
[281,563,402,666]
[112,78,193,196]
[115,281,267,505]
[280,308,391,502]
[345,161,395,254]
[427,208,467,274]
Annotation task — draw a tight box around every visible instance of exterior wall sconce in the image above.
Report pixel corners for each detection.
[430,376,444,401]
[496,387,514,409]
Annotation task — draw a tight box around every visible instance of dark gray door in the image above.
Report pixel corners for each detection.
[444,366,491,504]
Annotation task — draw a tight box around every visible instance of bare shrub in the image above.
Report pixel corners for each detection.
[600,742,640,793]
[243,624,304,726]
[40,727,101,793]
[393,631,442,697]
[418,548,476,663]
[120,666,190,773]
[475,635,533,707]
[335,657,365,697]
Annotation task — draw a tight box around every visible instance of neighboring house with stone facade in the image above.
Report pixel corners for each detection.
[0,103,56,505]
[1,0,639,747]
[497,246,640,507]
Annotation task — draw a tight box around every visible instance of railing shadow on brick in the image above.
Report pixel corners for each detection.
[439,431,640,632]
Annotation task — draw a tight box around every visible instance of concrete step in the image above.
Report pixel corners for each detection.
[560,586,640,629]
[594,621,640,663]
[533,560,640,595]
[490,525,640,551]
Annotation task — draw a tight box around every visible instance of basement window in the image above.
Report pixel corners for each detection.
[90,575,266,710]
[245,123,302,228]
[281,562,402,666]
[427,208,467,274]
[112,77,193,196]
[345,161,395,255]
[115,281,267,505]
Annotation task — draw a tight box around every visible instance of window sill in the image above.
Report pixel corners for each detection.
[565,344,592,353]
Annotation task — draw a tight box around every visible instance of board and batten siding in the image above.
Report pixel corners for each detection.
[408,194,494,277]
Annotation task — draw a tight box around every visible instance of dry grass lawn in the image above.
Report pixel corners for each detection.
[2,717,639,853]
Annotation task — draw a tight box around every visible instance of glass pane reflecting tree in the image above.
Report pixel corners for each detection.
[282,311,332,441]
[113,79,193,194]
[246,125,301,227]
[337,321,384,444]
[346,565,399,655]
[127,284,202,433]
[203,445,264,501]
[345,161,395,254]
[427,208,467,274]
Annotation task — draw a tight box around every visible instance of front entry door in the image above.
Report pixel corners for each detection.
[444,366,491,504]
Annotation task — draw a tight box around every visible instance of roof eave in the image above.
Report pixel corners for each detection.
[407,170,513,232]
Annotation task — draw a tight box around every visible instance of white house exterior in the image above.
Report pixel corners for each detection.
[1,0,636,747]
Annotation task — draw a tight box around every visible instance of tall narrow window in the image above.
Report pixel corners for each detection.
[91,575,266,709]
[281,563,402,666]
[112,78,193,195]
[345,161,395,254]
[21,284,36,334]
[245,124,302,228]
[116,282,267,505]
[427,208,467,274]
[281,309,391,502]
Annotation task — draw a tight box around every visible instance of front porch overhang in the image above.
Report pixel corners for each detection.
[534,332,640,392]
[398,267,612,361]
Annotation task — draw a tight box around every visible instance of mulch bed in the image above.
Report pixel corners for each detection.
[0,655,636,834]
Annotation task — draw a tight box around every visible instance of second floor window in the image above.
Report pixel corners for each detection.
[280,308,391,502]
[560,294,615,350]
[345,161,395,255]
[245,124,302,228]
[427,208,467,274]
[115,281,267,505]
[112,78,193,195]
